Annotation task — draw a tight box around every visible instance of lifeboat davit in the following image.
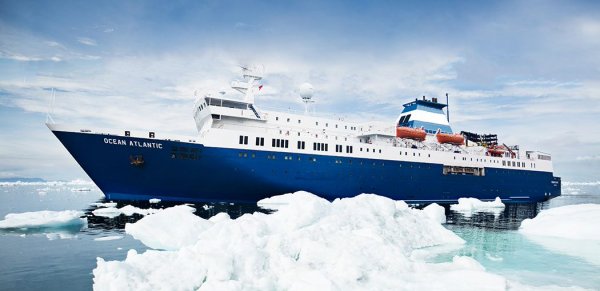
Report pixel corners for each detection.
[396,126,426,141]
[487,145,506,157]
[436,132,464,145]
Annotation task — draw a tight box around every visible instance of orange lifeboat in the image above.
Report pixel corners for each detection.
[436,132,464,145]
[487,145,506,157]
[396,127,426,141]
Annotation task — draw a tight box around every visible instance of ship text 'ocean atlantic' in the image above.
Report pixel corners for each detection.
[103,138,163,149]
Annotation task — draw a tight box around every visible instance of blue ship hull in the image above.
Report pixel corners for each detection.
[52,130,561,203]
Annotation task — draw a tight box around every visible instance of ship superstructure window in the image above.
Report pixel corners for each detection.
[346,146,353,153]
[313,142,328,151]
[255,137,265,146]
[239,135,248,145]
[297,141,306,149]
[271,139,289,148]
[335,145,343,153]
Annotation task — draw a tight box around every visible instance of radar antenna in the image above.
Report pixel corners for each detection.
[298,82,314,115]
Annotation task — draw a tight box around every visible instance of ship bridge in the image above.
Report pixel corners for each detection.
[396,97,452,134]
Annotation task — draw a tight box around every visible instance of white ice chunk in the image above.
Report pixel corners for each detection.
[95,235,124,241]
[91,202,118,208]
[71,187,92,192]
[92,205,159,218]
[148,198,161,204]
[519,204,600,240]
[94,192,524,291]
[0,210,87,229]
[125,205,208,250]
[519,204,600,266]
[422,203,446,224]
[450,197,505,217]
[257,192,306,210]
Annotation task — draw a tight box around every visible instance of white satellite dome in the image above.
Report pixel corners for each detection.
[299,82,314,99]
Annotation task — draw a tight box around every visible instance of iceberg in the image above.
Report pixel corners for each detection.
[519,204,600,266]
[148,198,161,204]
[0,210,87,229]
[93,192,528,290]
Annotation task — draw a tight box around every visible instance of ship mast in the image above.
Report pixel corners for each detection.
[231,66,263,104]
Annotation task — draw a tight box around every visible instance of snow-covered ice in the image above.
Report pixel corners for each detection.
[92,192,532,290]
[422,203,446,224]
[450,197,505,217]
[0,210,87,229]
[124,205,210,250]
[92,205,159,218]
[519,204,600,266]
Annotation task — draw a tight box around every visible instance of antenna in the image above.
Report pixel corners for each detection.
[298,82,314,115]
[446,93,450,122]
[231,65,263,104]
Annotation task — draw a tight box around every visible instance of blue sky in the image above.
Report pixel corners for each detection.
[1,0,599,181]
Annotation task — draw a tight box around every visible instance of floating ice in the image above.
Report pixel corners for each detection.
[422,203,446,224]
[0,179,95,187]
[124,205,209,250]
[91,202,118,208]
[92,192,536,290]
[92,205,159,218]
[148,198,161,204]
[0,210,87,229]
[95,236,124,241]
[519,204,600,266]
[71,187,92,192]
[450,197,505,217]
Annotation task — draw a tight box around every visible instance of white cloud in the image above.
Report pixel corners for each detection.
[576,156,600,161]
[77,37,97,46]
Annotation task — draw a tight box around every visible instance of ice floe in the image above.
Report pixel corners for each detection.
[90,202,118,208]
[95,235,124,241]
[450,197,505,217]
[519,204,600,266]
[0,210,87,229]
[92,205,159,218]
[92,192,537,290]
[422,203,446,224]
[0,179,95,187]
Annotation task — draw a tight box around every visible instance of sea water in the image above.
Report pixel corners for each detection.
[0,182,598,290]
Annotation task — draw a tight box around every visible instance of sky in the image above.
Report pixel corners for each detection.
[0,0,599,182]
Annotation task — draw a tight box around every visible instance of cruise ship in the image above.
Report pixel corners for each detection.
[48,67,561,203]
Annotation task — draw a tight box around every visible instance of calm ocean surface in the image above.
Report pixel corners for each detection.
[0,183,598,290]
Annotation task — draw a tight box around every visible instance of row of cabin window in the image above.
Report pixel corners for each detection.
[502,160,527,168]
[240,136,366,155]
[272,139,289,148]
[313,142,328,151]
[453,155,533,168]
[335,145,354,153]
[273,117,360,131]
